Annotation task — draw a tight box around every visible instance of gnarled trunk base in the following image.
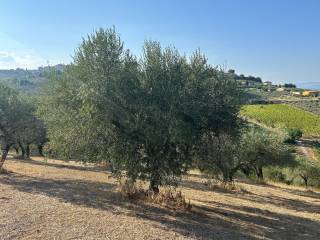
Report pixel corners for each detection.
[0,146,10,172]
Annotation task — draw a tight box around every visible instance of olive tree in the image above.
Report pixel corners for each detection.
[39,28,247,193]
[16,97,47,158]
[239,127,295,180]
[39,29,196,192]
[294,157,320,188]
[0,84,21,170]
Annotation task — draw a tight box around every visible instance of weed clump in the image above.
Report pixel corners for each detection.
[205,179,248,193]
[118,181,192,211]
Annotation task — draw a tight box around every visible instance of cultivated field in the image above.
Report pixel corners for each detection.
[241,104,320,137]
[1,156,320,240]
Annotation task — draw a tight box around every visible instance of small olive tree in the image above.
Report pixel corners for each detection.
[0,84,46,170]
[239,127,294,180]
[294,157,320,188]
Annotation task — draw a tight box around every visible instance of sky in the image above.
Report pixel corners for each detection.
[0,0,320,86]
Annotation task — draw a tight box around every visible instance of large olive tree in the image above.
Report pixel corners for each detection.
[39,28,246,192]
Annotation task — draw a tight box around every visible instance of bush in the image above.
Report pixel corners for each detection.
[285,128,303,143]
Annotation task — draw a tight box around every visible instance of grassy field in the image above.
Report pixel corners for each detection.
[241,104,320,137]
[1,155,320,239]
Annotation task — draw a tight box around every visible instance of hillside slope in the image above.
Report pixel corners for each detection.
[241,104,320,138]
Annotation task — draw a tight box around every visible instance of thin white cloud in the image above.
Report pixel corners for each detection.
[0,51,46,69]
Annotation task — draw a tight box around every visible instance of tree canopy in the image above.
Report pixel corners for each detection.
[38,28,244,192]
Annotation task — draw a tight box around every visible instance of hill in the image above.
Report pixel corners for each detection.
[0,64,65,93]
[241,104,320,138]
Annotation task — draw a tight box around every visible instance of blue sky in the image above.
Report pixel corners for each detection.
[0,0,320,85]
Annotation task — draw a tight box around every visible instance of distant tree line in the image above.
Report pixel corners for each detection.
[280,83,296,88]
[227,69,262,83]
[0,65,65,93]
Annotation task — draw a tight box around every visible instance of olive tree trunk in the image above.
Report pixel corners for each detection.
[0,145,10,172]
[26,144,31,159]
[257,167,264,180]
[149,172,160,194]
[38,145,44,156]
[18,142,26,159]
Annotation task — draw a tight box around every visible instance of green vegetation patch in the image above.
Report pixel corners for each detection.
[241,104,320,137]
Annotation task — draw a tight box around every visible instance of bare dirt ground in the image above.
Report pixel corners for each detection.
[1,155,320,240]
[296,139,320,163]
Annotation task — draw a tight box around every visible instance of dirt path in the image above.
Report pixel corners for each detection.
[296,138,320,162]
[297,143,317,161]
[1,156,320,240]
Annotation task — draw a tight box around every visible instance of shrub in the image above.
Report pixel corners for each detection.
[285,128,303,143]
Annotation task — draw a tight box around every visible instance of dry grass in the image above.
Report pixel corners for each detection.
[1,155,320,240]
[118,182,192,211]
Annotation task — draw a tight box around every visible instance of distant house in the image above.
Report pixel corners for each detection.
[302,90,319,97]
[240,80,247,85]
[263,81,272,86]
[292,91,301,96]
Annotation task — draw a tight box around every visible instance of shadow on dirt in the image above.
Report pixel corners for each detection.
[1,172,320,239]
[9,157,110,173]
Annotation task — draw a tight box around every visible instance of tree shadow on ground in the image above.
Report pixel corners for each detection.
[9,157,109,173]
[1,173,320,239]
[194,200,319,240]
[232,191,320,214]
[282,188,320,201]
[183,177,320,215]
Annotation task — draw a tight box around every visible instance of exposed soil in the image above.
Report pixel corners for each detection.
[1,155,320,240]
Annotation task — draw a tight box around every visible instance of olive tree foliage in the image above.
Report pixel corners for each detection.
[192,61,245,182]
[197,134,241,182]
[38,28,136,161]
[38,28,244,192]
